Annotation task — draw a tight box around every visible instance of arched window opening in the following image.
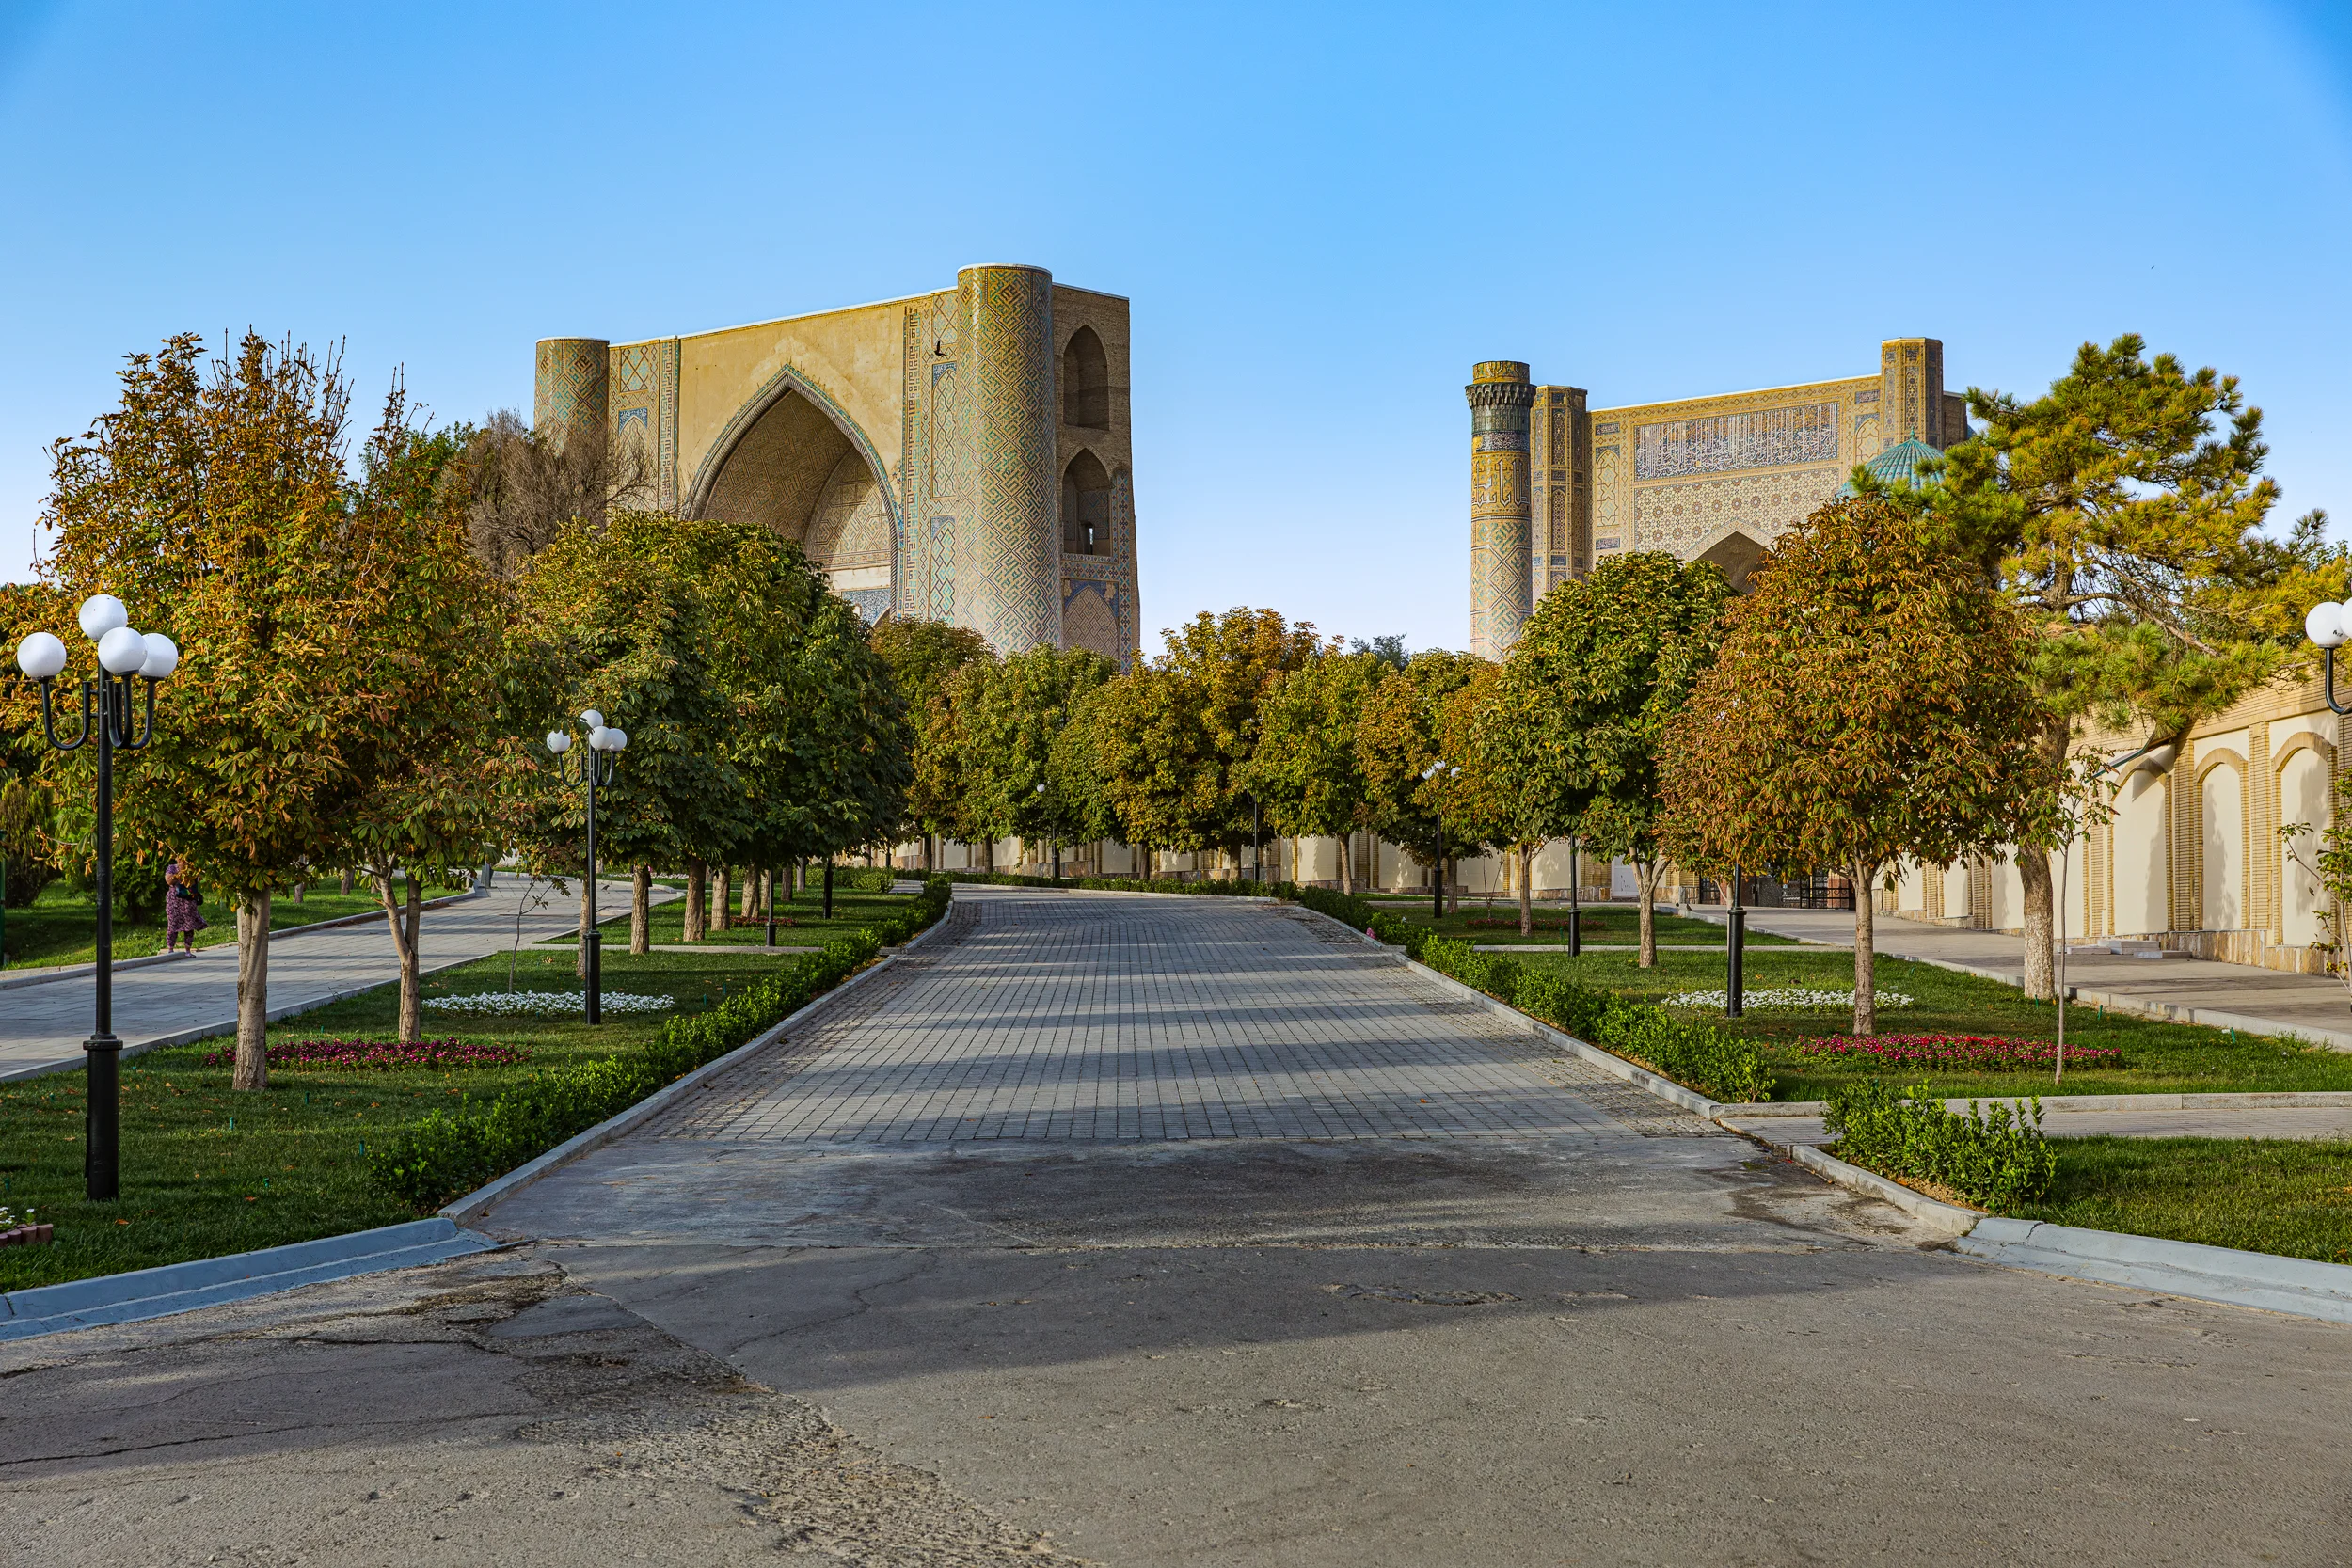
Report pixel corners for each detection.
[1063,325,1109,429]
[1062,451,1112,557]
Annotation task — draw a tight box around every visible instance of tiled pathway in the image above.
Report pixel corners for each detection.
[648,887,1700,1145]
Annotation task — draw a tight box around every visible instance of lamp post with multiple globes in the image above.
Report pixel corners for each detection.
[13,594,179,1201]
[546,711,628,1024]
[2305,599,2352,713]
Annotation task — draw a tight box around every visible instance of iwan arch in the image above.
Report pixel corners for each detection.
[534,263,1141,664]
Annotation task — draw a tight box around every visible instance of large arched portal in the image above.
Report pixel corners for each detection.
[697,382,895,624]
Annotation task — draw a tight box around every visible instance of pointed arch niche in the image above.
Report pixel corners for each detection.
[1062,450,1112,558]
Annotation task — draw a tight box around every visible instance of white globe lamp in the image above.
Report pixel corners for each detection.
[15,631,67,681]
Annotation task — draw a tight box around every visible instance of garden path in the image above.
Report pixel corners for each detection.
[0,876,671,1082]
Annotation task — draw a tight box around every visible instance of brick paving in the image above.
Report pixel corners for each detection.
[650,886,1704,1145]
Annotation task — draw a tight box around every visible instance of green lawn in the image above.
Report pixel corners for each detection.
[1,880,463,971]
[546,883,917,948]
[1511,946,2352,1101]
[2018,1137,2352,1264]
[1373,899,1793,947]
[0,943,820,1291]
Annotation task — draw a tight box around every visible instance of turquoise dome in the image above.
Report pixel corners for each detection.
[1835,437,1945,497]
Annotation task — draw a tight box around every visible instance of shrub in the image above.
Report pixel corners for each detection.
[1823,1078,2056,1209]
[370,876,950,1209]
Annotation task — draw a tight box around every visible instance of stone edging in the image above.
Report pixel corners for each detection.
[0,1217,498,1341]
[439,897,963,1225]
[1717,1090,2352,1117]
[1290,900,2352,1324]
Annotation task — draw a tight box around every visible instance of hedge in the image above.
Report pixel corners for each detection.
[370,875,952,1209]
[1825,1079,2055,1209]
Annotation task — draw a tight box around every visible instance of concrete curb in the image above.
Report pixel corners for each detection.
[1957,1215,2352,1323]
[1788,1144,1985,1236]
[0,1217,499,1341]
[440,895,963,1225]
[0,888,486,994]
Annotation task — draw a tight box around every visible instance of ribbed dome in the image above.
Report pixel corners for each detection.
[1836,437,1945,497]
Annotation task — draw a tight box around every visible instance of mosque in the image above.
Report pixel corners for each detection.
[533,264,1141,666]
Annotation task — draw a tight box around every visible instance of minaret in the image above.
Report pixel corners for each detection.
[1467,361,1535,658]
[533,338,610,453]
[957,264,1061,655]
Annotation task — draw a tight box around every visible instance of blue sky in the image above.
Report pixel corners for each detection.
[3,1,2347,652]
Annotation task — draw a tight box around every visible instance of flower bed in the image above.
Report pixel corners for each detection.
[1665,986,1913,1011]
[199,1037,530,1071]
[425,990,673,1017]
[1793,1033,2121,1071]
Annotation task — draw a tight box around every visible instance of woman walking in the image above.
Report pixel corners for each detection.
[164,855,208,954]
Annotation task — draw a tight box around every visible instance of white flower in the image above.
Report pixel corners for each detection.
[1664,986,1912,1011]
[424,990,674,1017]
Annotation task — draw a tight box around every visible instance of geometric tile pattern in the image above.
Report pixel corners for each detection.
[962,265,1059,655]
[1467,363,1535,658]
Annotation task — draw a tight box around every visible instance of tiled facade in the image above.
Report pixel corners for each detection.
[1470,337,1967,655]
[533,266,1140,664]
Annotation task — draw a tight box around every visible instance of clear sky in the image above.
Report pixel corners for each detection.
[3,1,2347,653]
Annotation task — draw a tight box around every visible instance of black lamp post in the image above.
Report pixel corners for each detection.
[2309,600,2352,713]
[1725,864,1747,1019]
[14,594,179,1201]
[1421,760,1458,919]
[546,710,628,1025]
[1565,835,1581,958]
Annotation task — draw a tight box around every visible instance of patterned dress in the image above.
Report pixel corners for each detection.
[165,862,208,939]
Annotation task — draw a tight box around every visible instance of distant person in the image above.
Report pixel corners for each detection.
[164,856,208,954]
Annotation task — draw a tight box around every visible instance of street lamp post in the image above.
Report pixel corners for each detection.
[546,711,628,1025]
[1421,761,1458,920]
[1725,864,1747,1019]
[2306,601,2352,714]
[14,594,179,1201]
[1565,836,1581,958]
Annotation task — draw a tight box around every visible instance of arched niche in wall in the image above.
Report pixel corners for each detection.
[1061,450,1112,558]
[2198,753,2248,930]
[1696,530,1766,593]
[2276,735,2336,947]
[1063,325,1109,429]
[694,374,895,623]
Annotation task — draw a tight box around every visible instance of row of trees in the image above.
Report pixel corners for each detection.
[2,333,909,1086]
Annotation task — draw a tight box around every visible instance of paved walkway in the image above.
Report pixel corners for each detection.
[1708,904,2352,1047]
[0,877,669,1082]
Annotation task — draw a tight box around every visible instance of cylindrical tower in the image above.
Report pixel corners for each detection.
[534,338,610,455]
[1467,361,1535,658]
[957,265,1060,654]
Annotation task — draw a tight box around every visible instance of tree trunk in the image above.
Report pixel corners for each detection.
[1637,860,1660,968]
[2018,719,2070,1000]
[338,865,354,896]
[576,870,593,979]
[923,835,935,873]
[983,836,994,873]
[630,864,651,955]
[1852,858,1879,1037]
[398,874,422,1043]
[1446,857,1459,915]
[1518,845,1534,936]
[1337,833,1353,896]
[683,859,707,942]
[233,893,270,1091]
[713,865,731,930]
[740,869,757,920]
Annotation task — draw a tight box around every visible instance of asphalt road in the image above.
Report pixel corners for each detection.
[5,886,2348,1567]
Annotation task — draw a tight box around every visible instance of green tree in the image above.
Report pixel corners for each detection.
[1660,496,2056,1034]
[1929,335,2345,997]
[1357,649,1485,901]
[1481,553,1730,958]
[40,332,376,1089]
[1244,648,1380,893]
[340,393,528,1040]
[872,618,992,869]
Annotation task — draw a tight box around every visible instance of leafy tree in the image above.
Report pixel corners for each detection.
[1244,649,1380,893]
[1481,553,1730,958]
[340,392,528,1039]
[1927,335,2345,996]
[959,644,1115,870]
[40,332,377,1089]
[1439,660,1549,933]
[758,592,912,872]
[458,409,652,579]
[872,618,991,869]
[914,657,996,868]
[1357,649,1485,902]
[1082,663,1213,876]
[1660,496,2056,1034]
